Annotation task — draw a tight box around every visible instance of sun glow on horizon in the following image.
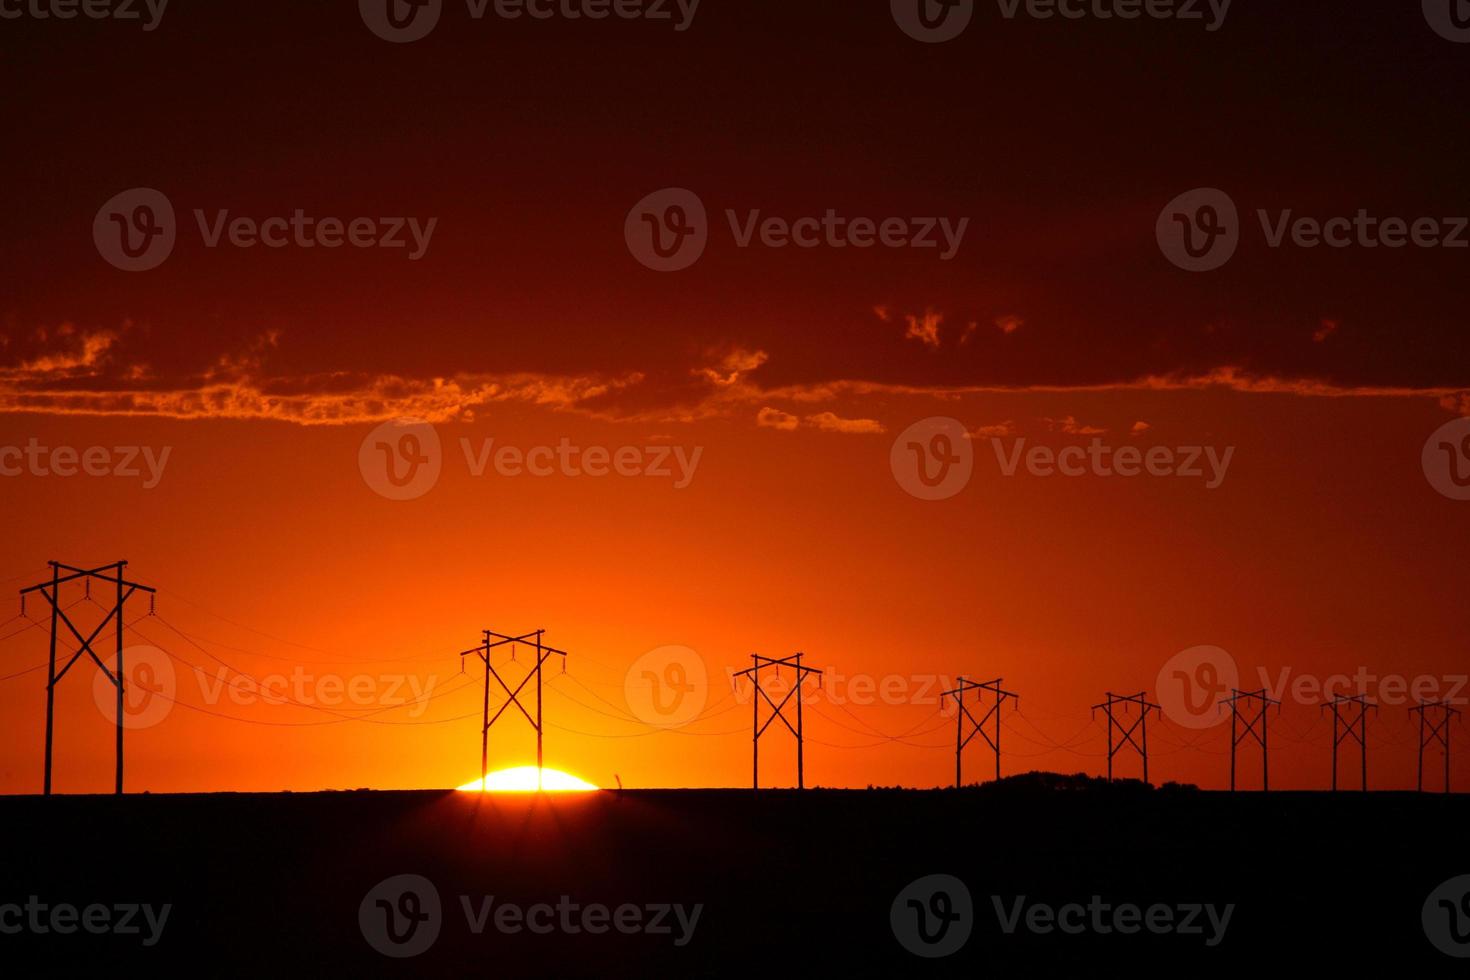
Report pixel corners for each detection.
[457,766,599,793]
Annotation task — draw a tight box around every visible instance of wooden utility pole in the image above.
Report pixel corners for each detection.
[943,676,1018,787]
[734,653,823,790]
[19,561,156,795]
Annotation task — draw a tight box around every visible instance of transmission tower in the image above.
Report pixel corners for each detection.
[1092,691,1159,784]
[1222,688,1281,791]
[460,628,567,791]
[943,676,1018,787]
[1321,694,1376,792]
[733,653,823,790]
[1410,700,1461,794]
[18,561,156,796]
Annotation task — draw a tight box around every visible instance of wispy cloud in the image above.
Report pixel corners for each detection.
[804,411,885,435]
[3,327,1468,433]
[903,311,943,350]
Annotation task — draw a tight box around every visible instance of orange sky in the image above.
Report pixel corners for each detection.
[2,380,1466,794]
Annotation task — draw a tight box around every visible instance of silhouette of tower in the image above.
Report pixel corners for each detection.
[460,628,567,791]
[943,676,1018,787]
[1410,700,1460,794]
[734,653,823,790]
[1322,694,1376,792]
[19,561,156,795]
[1222,688,1281,791]
[1092,691,1159,784]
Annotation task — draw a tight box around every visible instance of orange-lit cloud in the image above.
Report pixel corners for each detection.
[4,328,1469,433]
[903,311,943,349]
[756,406,800,431]
[1045,416,1108,436]
[804,411,885,435]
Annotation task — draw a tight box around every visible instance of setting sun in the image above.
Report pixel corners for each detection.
[457,767,599,793]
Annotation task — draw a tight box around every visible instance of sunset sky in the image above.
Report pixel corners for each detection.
[2,0,1468,794]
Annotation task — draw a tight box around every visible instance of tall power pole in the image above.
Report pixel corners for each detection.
[460,628,567,791]
[1322,694,1376,792]
[1222,688,1281,792]
[943,676,1018,788]
[1092,691,1159,785]
[1410,700,1460,794]
[734,653,823,790]
[19,561,156,796]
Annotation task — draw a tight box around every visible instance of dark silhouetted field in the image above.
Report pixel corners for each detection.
[3,775,1466,975]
